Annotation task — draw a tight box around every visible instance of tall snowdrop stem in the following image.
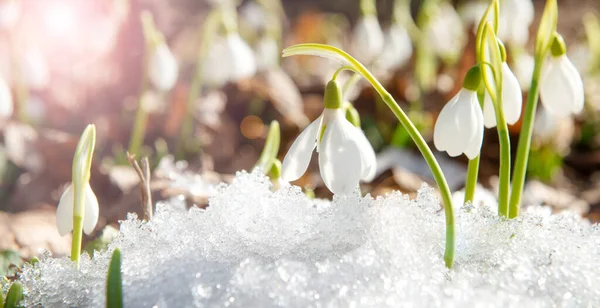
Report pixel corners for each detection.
[463,88,486,204]
[71,124,96,269]
[509,0,558,218]
[283,43,455,268]
[177,9,221,159]
[480,23,511,217]
[128,12,155,155]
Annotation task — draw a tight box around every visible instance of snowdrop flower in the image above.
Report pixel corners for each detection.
[425,2,465,59]
[513,52,535,91]
[540,35,584,117]
[255,36,279,71]
[281,80,376,195]
[0,75,12,118]
[375,23,413,71]
[497,0,534,47]
[350,14,384,64]
[55,183,99,236]
[434,66,484,159]
[22,46,49,90]
[483,62,522,128]
[148,42,178,91]
[203,33,257,87]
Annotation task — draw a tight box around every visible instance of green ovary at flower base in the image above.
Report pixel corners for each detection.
[282,44,456,268]
[55,124,98,269]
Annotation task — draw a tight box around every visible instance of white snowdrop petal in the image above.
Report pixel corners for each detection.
[83,183,99,235]
[351,15,384,64]
[483,92,497,128]
[148,43,179,91]
[56,184,75,236]
[376,24,412,71]
[502,63,523,125]
[540,56,581,117]
[339,117,376,181]
[434,94,460,152]
[203,37,233,87]
[228,34,257,81]
[318,119,363,195]
[281,115,322,182]
[562,56,584,114]
[464,100,485,159]
[255,37,279,70]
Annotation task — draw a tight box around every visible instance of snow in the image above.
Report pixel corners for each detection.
[15,170,600,307]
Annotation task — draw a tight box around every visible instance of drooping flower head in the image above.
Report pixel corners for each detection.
[434,65,484,159]
[203,33,257,87]
[540,33,584,117]
[281,79,376,195]
[483,42,523,128]
[148,42,179,92]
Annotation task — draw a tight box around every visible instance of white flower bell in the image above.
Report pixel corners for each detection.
[375,23,413,71]
[0,75,13,118]
[483,62,523,128]
[497,0,534,47]
[434,66,484,159]
[203,33,257,87]
[255,36,279,71]
[55,183,99,236]
[22,46,49,90]
[350,14,384,64]
[281,80,376,195]
[425,2,465,59]
[540,35,584,117]
[148,42,178,91]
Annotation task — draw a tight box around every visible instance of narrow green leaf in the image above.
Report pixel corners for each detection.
[534,0,558,59]
[106,249,123,308]
[255,120,281,173]
[4,281,24,308]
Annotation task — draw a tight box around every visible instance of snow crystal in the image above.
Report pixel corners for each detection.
[17,170,600,307]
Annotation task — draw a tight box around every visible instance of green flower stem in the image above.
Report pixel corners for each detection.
[464,89,486,204]
[284,44,456,268]
[359,0,377,16]
[70,215,84,266]
[508,61,543,218]
[494,93,511,217]
[509,0,557,218]
[176,9,221,160]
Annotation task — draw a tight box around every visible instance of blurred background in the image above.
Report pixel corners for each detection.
[0,0,600,270]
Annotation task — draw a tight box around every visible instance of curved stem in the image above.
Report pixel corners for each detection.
[283,44,455,268]
[509,61,543,218]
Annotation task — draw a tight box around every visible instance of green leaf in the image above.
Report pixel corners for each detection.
[255,120,281,174]
[0,250,23,278]
[4,281,23,308]
[106,249,123,308]
[534,0,558,59]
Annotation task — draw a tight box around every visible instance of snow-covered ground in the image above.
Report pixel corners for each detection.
[17,170,600,307]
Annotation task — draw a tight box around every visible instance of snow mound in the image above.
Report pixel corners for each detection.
[17,170,600,307]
